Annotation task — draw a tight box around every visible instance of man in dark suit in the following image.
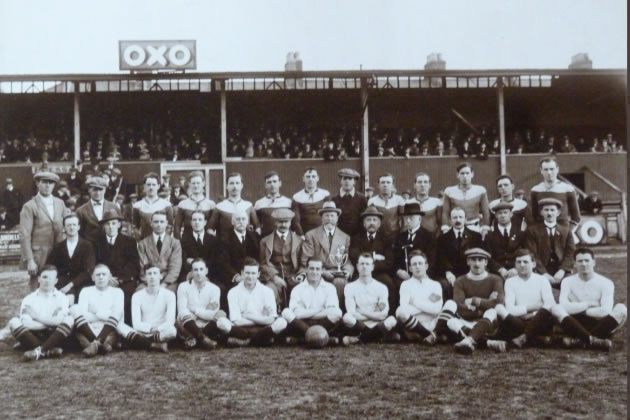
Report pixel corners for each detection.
[301,201,354,308]
[484,202,526,280]
[350,206,396,313]
[219,209,260,302]
[525,198,575,289]
[46,213,96,303]
[94,209,140,324]
[330,168,367,238]
[436,207,484,300]
[180,209,224,285]
[1,177,23,227]
[76,176,119,245]
[259,208,304,309]
[394,202,436,279]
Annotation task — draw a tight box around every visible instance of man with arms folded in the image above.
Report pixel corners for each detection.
[71,264,124,357]
[341,253,397,345]
[438,248,505,355]
[8,265,73,361]
[492,249,556,350]
[117,263,177,353]
[177,259,230,350]
[223,258,287,346]
[292,167,330,236]
[550,247,626,351]
[281,258,342,345]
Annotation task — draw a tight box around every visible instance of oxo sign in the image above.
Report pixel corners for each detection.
[119,40,197,70]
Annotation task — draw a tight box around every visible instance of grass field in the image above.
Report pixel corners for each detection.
[0,249,626,420]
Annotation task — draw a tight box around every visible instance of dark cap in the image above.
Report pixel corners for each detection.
[464,248,491,259]
[99,209,124,224]
[337,168,360,179]
[492,202,513,212]
[538,198,563,209]
[402,202,425,216]
[360,206,384,220]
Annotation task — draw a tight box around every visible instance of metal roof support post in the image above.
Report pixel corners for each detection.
[497,76,506,174]
[360,77,370,191]
[220,80,227,163]
[73,82,81,164]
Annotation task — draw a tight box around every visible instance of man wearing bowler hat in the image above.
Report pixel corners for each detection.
[394,202,436,283]
[76,176,119,245]
[94,209,141,324]
[350,206,396,312]
[330,168,367,238]
[19,171,68,290]
[301,201,354,308]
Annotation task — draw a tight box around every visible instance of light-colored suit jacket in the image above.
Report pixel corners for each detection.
[19,194,67,269]
[301,225,353,276]
[137,234,182,286]
[76,200,119,243]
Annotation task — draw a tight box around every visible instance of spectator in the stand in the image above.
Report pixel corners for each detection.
[0,206,15,230]
[2,177,23,226]
[589,138,600,153]
[558,136,577,153]
[459,137,473,158]
[209,172,260,240]
[574,137,589,153]
[580,191,603,215]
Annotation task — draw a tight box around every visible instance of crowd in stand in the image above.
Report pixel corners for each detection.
[0,124,623,164]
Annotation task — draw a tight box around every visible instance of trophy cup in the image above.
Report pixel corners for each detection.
[329,246,348,277]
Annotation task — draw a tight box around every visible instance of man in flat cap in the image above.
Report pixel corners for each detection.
[350,206,396,311]
[94,209,141,324]
[330,168,367,238]
[437,247,505,354]
[76,176,119,245]
[301,201,354,307]
[525,197,575,289]
[19,171,67,290]
[259,207,304,309]
[484,201,526,280]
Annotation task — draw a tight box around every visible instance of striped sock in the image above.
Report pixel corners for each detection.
[75,316,96,341]
[12,326,41,349]
[403,315,431,338]
[128,332,152,349]
[41,324,72,351]
[435,309,456,335]
[96,317,118,342]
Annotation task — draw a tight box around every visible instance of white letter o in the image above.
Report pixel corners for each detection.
[168,45,191,66]
[123,45,146,67]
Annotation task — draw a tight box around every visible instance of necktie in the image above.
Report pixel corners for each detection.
[368,233,375,243]
[547,227,554,249]
[109,237,115,246]
[456,231,462,250]
[239,234,244,244]
[328,231,333,247]
[407,231,414,242]
[503,228,509,247]
[196,234,202,246]
[156,236,163,253]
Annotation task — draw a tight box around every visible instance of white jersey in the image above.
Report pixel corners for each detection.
[177,280,221,327]
[289,280,339,314]
[77,286,125,335]
[398,276,443,330]
[560,273,614,316]
[227,281,277,326]
[504,273,555,318]
[131,287,176,334]
[20,289,70,329]
[345,278,389,328]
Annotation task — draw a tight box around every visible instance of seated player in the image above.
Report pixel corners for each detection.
[439,248,504,355]
[493,249,556,350]
[281,258,342,345]
[117,264,177,353]
[484,202,525,280]
[223,258,288,346]
[8,265,74,361]
[341,253,397,345]
[70,264,124,357]
[137,210,182,292]
[177,259,230,350]
[524,198,575,289]
[395,251,443,345]
[550,247,627,351]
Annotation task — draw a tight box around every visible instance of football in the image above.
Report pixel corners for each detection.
[305,325,329,349]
